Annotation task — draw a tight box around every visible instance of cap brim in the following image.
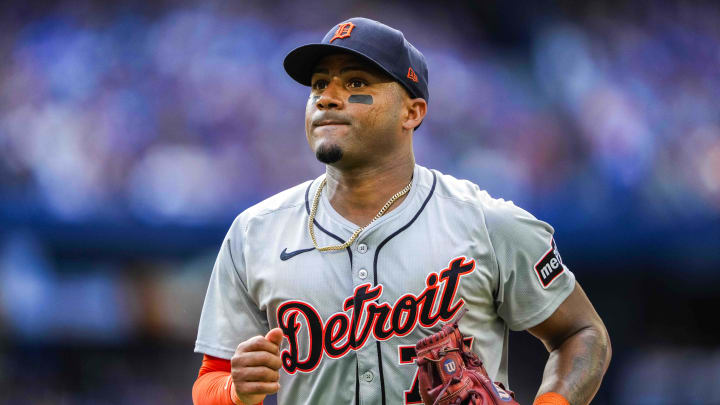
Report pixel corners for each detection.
[284,43,396,87]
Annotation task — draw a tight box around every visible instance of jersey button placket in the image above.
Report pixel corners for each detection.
[352,240,380,403]
[355,243,370,282]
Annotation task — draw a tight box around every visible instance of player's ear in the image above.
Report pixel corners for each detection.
[402,96,427,131]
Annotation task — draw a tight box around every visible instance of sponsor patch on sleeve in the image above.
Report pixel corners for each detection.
[533,238,565,288]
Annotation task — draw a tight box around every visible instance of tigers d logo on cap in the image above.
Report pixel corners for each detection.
[330,22,355,43]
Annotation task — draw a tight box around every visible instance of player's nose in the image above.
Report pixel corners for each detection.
[315,79,345,110]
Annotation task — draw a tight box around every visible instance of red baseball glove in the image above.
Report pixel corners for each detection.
[415,309,520,405]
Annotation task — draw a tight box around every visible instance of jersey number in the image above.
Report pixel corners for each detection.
[397,337,474,404]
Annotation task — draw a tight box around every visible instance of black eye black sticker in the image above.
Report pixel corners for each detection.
[310,95,373,104]
[348,95,373,104]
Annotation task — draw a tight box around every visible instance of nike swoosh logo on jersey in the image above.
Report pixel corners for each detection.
[280,247,314,261]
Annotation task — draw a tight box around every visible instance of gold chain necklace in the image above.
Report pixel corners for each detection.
[308,177,413,252]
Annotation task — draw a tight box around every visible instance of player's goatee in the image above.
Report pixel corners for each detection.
[316,144,343,164]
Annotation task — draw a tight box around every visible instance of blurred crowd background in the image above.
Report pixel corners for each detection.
[1,0,719,404]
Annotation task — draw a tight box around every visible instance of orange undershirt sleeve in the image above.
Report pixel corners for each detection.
[192,354,263,405]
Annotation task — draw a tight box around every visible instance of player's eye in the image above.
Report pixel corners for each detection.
[312,79,328,90]
[348,79,367,89]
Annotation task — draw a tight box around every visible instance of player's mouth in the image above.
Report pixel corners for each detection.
[312,113,351,128]
[313,119,350,127]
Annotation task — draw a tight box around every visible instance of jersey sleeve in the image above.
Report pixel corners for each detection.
[194,214,270,359]
[483,198,576,331]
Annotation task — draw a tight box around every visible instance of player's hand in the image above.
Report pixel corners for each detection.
[230,328,284,405]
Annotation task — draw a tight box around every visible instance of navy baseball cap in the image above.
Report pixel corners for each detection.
[284,17,429,102]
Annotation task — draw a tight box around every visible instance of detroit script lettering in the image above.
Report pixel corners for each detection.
[276,256,476,373]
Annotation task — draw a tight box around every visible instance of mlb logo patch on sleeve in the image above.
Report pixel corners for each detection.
[533,238,565,288]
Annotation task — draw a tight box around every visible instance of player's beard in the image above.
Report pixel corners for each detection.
[315,144,343,164]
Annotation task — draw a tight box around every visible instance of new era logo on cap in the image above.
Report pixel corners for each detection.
[407,67,418,82]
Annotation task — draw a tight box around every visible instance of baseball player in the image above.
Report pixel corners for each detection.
[192,17,611,405]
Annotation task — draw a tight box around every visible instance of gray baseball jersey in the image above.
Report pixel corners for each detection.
[195,164,576,405]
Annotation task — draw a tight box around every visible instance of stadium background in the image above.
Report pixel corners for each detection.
[1,0,719,404]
